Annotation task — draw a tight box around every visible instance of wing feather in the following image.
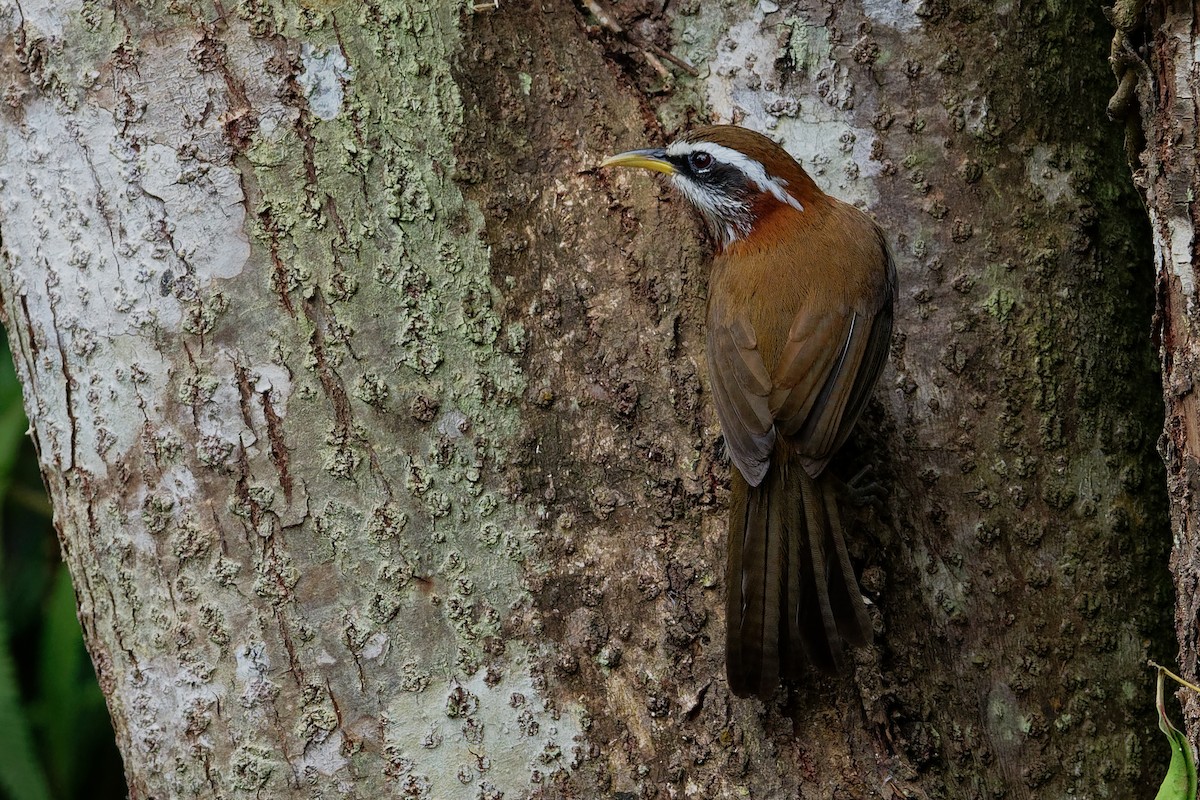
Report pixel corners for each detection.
[707,322,775,486]
[796,250,896,474]
[707,213,895,483]
[798,312,868,455]
[770,311,852,435]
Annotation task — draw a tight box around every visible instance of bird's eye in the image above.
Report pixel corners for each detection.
[689,151,714,171]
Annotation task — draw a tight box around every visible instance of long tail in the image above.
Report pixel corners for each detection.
[725,462,871,699]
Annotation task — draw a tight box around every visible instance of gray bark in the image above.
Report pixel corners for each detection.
[0,1,571,796]
[0,0,1170,798]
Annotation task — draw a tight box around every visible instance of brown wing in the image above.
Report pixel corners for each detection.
[787,248,895,475]
[708,236,895,483]
[706,314,776,486]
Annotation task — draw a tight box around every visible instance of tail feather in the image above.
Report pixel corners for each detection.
[822,487,872,646]
[726,462,871,699]
[800,471,840,668]
[725,475,749,689]
[737,485,766,688]
[761,478,785,695]
[783,477,804,678]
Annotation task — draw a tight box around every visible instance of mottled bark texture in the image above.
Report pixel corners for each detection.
[0,2,574,797]
[0,0,1169,798]
[1117,0,1200,753]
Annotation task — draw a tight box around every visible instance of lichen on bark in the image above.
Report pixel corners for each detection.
[0,0,581,796]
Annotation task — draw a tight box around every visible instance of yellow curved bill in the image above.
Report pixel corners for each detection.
[599,148,676,175]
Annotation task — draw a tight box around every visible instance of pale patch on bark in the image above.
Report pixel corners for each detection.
[3,0,78,37]
[298,43,352,122]
[0,98,247,471]
[674,7,882,207]
[294,731,350,780]
[382,657,580,789]
[1165,216,1197,309]
[1026,144,1076,207]
[860,0,923,31]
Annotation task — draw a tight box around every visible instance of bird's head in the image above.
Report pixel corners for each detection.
[601,125,822,251]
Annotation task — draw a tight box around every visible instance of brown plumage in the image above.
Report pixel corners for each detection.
[602,125,895,700]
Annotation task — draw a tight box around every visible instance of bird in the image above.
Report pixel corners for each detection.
[601,125,895,700]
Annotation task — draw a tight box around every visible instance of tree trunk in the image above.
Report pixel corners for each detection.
[0,0,1169,797]
[1116,0,1200,753]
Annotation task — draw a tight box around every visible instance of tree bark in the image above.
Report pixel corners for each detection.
[0,0,1170,798]
[1117,0,1200,753]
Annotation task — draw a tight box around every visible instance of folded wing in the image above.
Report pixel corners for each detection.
[707,248,895,480]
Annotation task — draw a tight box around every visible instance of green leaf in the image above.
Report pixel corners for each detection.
[1156,668,1199,800]
[0,331,52,800]
[0,595,53,800]
[34,567,88,796]
[0,335,28,495]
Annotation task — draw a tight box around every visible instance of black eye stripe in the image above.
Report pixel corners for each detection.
[668,150,748,199]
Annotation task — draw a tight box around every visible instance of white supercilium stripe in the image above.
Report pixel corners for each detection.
[665,140,805,213]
